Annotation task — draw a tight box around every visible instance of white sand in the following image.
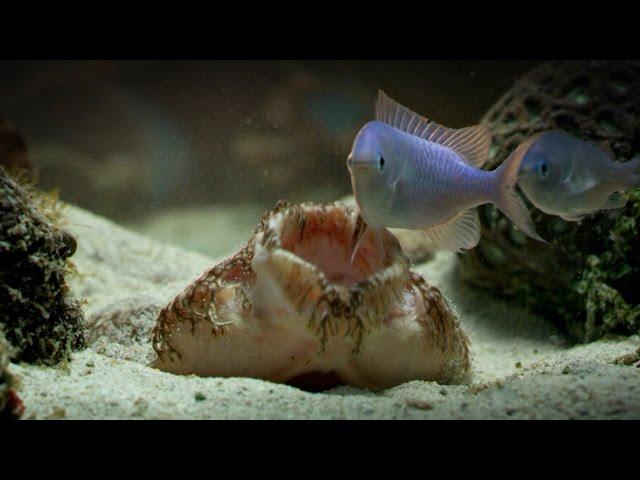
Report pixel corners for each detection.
[10,205,640,419]
[124,204,265,259]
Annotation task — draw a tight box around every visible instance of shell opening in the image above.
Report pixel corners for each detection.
[274,205,395,287]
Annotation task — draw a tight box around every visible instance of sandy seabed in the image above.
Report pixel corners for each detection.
[10,205,640,420]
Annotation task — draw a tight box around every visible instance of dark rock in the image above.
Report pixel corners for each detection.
[0,165,85,364]
[458,61,640,342]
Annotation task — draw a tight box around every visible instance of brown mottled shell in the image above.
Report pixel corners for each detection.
[152,201,470,390]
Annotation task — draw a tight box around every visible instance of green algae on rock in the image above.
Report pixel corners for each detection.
[457,61,640,342]
[0,166,85,364]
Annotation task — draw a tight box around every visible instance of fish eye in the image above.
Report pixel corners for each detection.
[536,158,550,179]
[377,155,385,172]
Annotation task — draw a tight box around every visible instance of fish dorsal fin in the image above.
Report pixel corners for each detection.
[375,90,491,168]
[421,209,481,252]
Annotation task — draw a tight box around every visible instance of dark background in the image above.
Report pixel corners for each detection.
[0,60,539,221]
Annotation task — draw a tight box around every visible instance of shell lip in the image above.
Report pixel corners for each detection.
[251,201,412,350]
[255,201,409,291]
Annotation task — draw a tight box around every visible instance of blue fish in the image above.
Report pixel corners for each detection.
[517,130,640,221]
[347,90,543,260]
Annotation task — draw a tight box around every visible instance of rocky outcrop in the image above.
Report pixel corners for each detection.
[458,61,640,342]
[0,166,85,364]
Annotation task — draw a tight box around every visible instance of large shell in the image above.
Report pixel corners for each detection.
[152,201,470,390]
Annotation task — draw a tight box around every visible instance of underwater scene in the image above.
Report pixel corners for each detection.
[0,60,638,420]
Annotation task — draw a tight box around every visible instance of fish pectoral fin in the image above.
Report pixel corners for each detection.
[350,225,386,264]
[561,160,599,194]
[566,175,598,195]
[560,188,627,223]
[375,90,490,168]
[350,225,370,264]
[600,191,627,210]
[421,209,481,253]
[559,191,626,221]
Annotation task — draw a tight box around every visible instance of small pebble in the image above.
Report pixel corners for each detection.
[613,350,640,366]
[194,392,206,402]
[562,366,571,375]
[515,362,522,369]
[406,399,433,410]
[45,406,67,420]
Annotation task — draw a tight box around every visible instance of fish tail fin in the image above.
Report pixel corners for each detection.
[493,144,546,243]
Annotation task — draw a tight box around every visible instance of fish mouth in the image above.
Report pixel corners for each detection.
[348,160,374,171]
[347,153,375,172]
